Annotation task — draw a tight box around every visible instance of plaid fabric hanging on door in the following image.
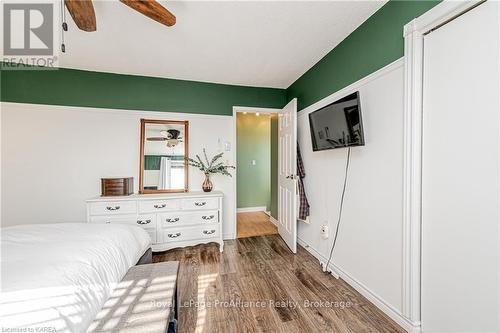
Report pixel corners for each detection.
[297,143,310,222]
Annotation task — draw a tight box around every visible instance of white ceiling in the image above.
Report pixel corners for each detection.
[60,1,386,88]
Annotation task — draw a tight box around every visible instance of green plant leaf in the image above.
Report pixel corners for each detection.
[209,152,224,167]
[203,148,210,166]
[189,150,234,178]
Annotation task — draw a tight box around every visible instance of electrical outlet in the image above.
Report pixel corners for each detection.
[320,225,329,239]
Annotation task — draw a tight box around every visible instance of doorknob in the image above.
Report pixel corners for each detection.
[286,174,295,179]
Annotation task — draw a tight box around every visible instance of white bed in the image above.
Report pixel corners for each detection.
[0,223,151,333]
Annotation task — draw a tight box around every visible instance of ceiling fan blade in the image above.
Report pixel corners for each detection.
[120,0,176,27]
[147,137,168,141]
[64,0,96,32]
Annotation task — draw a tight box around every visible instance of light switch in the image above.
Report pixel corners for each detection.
[251,160,257,166]
[224,141,231,151]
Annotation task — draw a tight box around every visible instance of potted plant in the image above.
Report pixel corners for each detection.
[188,149,235,192]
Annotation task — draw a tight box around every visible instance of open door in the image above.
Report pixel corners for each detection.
[278,98,297,253]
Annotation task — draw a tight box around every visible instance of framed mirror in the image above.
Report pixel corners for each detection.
[139,119,189,194]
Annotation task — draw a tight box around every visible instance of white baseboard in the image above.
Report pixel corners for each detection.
[409,325,422,333]
[269,216,278,226]
[297,237,340,279]
[237,206,267,213]
[223,233,235,240]
[297,237,419,333]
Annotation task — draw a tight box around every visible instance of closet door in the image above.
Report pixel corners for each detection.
[421,2,499,332]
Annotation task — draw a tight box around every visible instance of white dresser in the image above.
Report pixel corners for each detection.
[86,191,224,252]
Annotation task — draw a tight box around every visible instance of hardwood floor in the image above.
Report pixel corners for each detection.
[237,212,278,238]
[153,235,405,333]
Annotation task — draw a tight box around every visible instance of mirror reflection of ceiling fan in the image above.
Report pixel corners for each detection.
[147,129,183,148]
[64,0,176,32]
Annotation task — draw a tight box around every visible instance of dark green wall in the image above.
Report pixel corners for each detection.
[1,1,440,115]
[0,66,286,116]
[286,0,440,111]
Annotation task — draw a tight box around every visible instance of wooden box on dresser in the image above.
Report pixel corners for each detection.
[86,191,224,252]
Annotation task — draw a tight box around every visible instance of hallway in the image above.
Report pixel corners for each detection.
[237,211,278,239]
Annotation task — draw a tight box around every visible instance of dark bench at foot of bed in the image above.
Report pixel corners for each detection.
[137,248,153,265]
[88,261,179,333]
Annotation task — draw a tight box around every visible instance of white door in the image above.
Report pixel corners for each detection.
[421,2,499,332]
[278,98,298,253]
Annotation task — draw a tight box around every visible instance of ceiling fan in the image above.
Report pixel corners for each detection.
[147,129,183,147]
[64,0,176,32]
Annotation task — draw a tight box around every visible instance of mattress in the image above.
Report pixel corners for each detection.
[0,223,151,333]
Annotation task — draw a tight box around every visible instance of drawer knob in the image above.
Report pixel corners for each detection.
[202,215,215,220]
[166,217,179,223]
[137,219,151,225]
[154,204,167,209]
[168,232,181,238]
[105,221,111,224]
[195,202,206,207]
[106,206,120,211]
[203,229,216,235]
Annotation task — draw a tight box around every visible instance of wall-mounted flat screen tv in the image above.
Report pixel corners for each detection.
[308,91,365,151]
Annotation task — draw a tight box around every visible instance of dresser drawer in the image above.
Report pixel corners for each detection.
[145,229,156,244]
[162,224,219,242]
[90,214,156,228]
[159,210,219,228]
[90,214,157,244]
[181,197,219,210]
[89,201,137,216]
[136,214,157,228]
[139,199,181,213]
[89,214,137,225]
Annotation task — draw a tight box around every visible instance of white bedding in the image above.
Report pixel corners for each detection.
[0,223,151,333]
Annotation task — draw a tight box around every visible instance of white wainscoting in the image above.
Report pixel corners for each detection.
[0,103,236,239]
[296,59,411,330]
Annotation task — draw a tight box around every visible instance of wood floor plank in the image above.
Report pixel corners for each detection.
[153,235,405,333]
[237,212,278,238]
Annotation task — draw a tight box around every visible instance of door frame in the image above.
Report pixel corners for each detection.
[402,1,482,331]
[231,106,280,239]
